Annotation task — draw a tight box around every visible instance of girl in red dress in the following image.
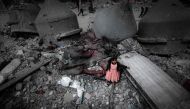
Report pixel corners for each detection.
[105,57,121,85]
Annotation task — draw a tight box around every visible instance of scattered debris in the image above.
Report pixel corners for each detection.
[120,38,145,54]
[70,80,85,98]
[84,93,91,100]
[64,92,75,103]
[57,76,73,87]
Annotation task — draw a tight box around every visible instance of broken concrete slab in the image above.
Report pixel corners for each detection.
[64,92,75,103]
[138,0,190,39]
[120,38,145,54]
[0,58,21,84]
[175,60,190,67]
[93,5,137,41]
[8,3,40,34]
[35,0,81,38]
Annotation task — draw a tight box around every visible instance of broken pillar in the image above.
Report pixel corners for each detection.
[93,4,137,42]
[35,0,82,39]
[8,3,40,34]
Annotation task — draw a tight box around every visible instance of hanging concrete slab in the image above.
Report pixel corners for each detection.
[8,3,40,34]
[35,0,81,38]
[138,0,190,39]
[93,5,137,42]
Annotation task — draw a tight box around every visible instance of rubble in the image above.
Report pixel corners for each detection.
[63,92,74,103]
[0,0,189,109]
[119,38,145,55]
[57,76,72,87]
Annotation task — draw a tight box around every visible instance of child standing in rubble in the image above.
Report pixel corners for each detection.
[105,57,121,85]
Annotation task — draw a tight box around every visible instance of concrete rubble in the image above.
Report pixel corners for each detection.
[0,0,190,109]
[0,29,151,109]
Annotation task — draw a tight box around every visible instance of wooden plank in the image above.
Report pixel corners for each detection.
[118,52,190,109]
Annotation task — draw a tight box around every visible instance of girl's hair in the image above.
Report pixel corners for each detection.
[106,57,120,71]
[106,57,127,73]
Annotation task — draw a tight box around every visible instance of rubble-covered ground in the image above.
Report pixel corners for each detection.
[0,31,189,109]
[0,0,190,109]
[0,33,151,109]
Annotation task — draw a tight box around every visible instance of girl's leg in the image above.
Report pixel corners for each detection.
[107,81,111,86]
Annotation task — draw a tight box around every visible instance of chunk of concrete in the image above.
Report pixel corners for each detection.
[0,58,21,84]
[0,58,21,76]
[63,92,74,103]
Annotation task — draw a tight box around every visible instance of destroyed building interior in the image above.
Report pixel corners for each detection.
[0,0,190,109]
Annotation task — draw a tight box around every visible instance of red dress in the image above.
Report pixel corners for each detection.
[105,63,120,82]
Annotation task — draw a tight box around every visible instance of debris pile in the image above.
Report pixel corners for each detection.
[0,29,150,109]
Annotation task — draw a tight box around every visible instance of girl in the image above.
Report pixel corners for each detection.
[105,57,122,85]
